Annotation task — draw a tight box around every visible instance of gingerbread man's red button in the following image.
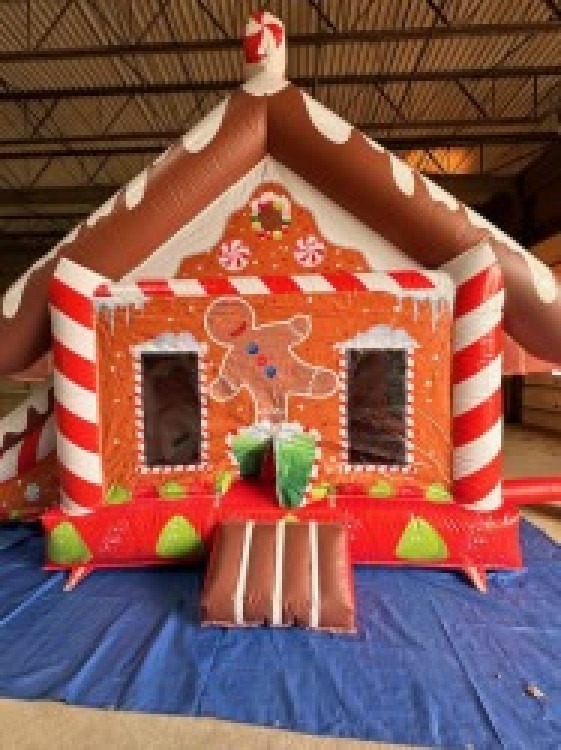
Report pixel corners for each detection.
[257,354,267,367]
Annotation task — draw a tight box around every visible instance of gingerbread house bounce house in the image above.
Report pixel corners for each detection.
[1,13,561,592]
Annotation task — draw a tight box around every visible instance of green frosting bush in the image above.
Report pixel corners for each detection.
[159,480,186,499]
[48,522,92,565]
[105,484,132,504]
[395,517,448,561]
[156,516,202,558]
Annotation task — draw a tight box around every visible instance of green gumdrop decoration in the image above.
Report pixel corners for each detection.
[48,521,91,565]
[368,479,393,498]
[275,432,316,509]
[425,483,451,503]
[395,517,448,561]
[156,515,202,558]
[215,470,234,496]
[231,432,270,478]
[159,480,186,499]
[105,484,132,504]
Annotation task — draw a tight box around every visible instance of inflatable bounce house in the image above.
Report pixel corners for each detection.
[1,13,560,594]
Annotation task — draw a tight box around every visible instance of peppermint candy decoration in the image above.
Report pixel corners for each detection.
[294,235,325,268]
[218,239,251,272]
[243,11,285,65]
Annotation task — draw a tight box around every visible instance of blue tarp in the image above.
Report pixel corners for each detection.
[0,521,560,748]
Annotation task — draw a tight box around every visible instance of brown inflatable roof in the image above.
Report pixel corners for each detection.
[1,78,560,375]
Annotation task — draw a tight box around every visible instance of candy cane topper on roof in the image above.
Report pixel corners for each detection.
[243,10,286,78]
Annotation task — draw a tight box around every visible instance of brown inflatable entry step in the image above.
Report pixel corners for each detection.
[201,520,356,632]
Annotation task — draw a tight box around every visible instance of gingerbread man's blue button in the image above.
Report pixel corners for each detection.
[246,342,259,355]
[265,365,277,379]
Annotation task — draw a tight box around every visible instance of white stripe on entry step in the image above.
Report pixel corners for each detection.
[272,521,285,626]
[309,522,320,628]
[234,521,254,625]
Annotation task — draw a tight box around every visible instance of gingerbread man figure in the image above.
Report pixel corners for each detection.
[205,297,337,424]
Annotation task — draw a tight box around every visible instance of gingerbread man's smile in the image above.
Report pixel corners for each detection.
[230,320,248,338]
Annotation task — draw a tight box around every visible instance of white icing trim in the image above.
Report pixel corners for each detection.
[309,521,320,628]
[234,520,254,624]
[124,169,148,210]
[302,93,353,144]
[182,97,230,152]
[337,324,419,350]
[390,154,415,197]
[242,72,289,97]
[422,175,460,211]
[272,521,285,626]
[131,331,203,355]
[363,135,386,153]
[86,193,119,227]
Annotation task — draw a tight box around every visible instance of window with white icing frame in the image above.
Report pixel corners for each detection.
[131,333,208,473]
[336,326,417,473]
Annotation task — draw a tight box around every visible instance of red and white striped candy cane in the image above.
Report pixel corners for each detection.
[49,258,108,514]
[243,11,285,68]
[444,241,504,511]
[0,380,55,482]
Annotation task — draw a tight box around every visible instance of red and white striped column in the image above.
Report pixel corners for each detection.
[444,241,504,511]
[49,258,108,514]
[0,379,55,482]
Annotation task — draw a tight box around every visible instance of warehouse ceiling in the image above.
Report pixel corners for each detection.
[0,0,560,271]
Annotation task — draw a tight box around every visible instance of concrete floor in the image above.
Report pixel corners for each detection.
[1,424,560,749]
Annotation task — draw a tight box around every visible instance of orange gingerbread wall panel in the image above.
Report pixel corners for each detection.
[94,272,452,508]
[176,183,371,280]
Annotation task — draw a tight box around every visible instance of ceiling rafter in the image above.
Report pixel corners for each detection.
[1,22,560,63]
[1,66,559,103]
[32,0,76,51]
[424,0,487,118]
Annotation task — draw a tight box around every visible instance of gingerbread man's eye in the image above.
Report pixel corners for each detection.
[246,342,259,355]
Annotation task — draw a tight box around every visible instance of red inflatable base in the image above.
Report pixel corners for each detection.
[42,480,523,591]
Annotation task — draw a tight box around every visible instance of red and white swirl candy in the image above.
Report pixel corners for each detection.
[219,239,251,272]
[294,236,326,268]
[243,11,285,77]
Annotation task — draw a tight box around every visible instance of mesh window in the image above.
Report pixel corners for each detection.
[141,352,201,467]
[347,349,407,466]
